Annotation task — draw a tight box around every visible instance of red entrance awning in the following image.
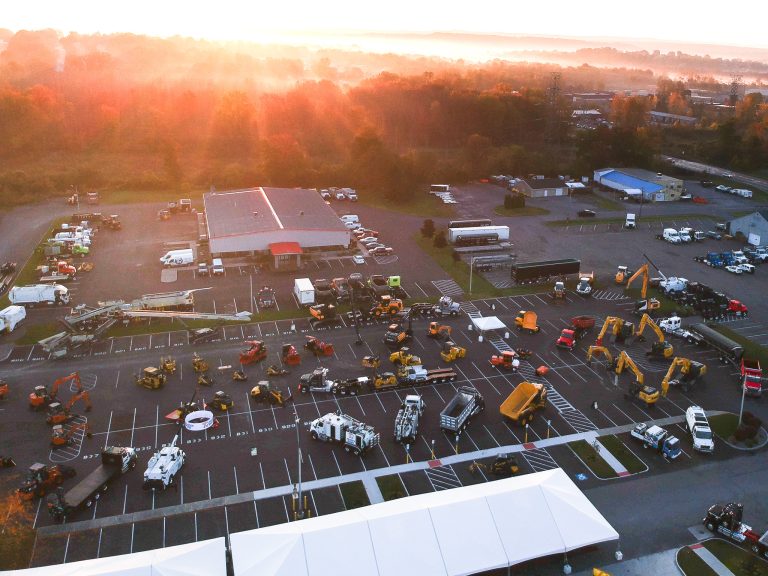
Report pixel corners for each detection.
[269,242,303,256]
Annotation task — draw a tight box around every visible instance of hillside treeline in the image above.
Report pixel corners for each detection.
[0,30,766,205]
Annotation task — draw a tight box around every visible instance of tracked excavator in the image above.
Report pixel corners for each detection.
[661,357,707,394]
[29,372,82,411]
[613,351,659,407]
[46,391,92,425]
[625,264,660,315]
[635,313,674,359]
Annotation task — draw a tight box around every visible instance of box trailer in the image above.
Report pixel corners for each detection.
[510,259,580,284]
[294,278,315,306]
[0,305,26,332]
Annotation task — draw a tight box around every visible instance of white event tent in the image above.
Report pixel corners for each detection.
[231,468,619,576]
[8,537,226,576]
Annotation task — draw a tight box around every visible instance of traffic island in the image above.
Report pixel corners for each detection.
[376,474,407,501]
[710,413,768,451]
[677,539,768,576]
[339,481,370,510]
[567,440,617,479]
[597,434,648,474]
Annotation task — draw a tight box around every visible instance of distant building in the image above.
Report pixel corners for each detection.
[593,168,684,202]
[728,211,768,246]
[571,92,614,112]
[203,187,350,269]
[648,111,697,127]
[516,177,568,198]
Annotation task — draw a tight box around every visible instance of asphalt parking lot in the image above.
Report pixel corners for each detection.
[2,288,762,567]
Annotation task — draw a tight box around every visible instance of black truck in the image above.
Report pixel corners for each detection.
[510,259,580,285]
[47,446,137,522]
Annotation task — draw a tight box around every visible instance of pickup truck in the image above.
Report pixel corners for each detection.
[440,386,484,433]
[47,446,137,521]
[685,406,714,453]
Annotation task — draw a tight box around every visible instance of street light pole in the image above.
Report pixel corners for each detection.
[293,404,304,519]
[469,256,474,297]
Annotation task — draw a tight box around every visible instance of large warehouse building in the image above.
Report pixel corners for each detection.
[203,187,350,269]
[594,168,684,201]
[728,211,768,246]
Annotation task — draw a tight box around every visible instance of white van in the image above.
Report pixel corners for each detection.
[340,215,359,224]
[160,248,194,267]
[212,258,225,276]
[678,229,692,243]
[624,213,636,229]
[662,228,681,244]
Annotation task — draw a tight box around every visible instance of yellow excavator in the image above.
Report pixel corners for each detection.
[614,350,659,406]
[586,345,613,366]
[661,357,707,395]
[625,264,660,315]
[595,316,633,346]
[635,313,674,359]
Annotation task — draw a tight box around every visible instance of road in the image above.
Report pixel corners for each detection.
[661,155,768,192]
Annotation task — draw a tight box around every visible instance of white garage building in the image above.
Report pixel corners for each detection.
[203,187,350,269]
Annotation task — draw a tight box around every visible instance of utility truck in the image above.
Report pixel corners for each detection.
[439,386,485,433]
[309,412,380,456]
[685,406,714,453]
[0,305,26,332]
[298,367,368,396]
[9,284,70,306]
[143,435,185,490]
[630,423,681,459]
[393,395,425,444]
[47,446,137,521]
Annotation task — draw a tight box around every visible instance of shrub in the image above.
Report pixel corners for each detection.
[452,250,461,262]
[433,230,447,248]
[734,424,758,441]
[742,412,762,428]
[421,218,435,238]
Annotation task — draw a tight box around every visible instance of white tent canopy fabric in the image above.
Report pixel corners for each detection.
[9,537,226,576]
[231,469,619,576]
[470,315,507,332]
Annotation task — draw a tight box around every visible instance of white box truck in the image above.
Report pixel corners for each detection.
[9,284,70,306]
[0,305,26,332]
[624,213,636,229]
[159,249,193,267]
[294,278,315,306]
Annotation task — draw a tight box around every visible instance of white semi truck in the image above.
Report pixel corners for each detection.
[9,284,70,306]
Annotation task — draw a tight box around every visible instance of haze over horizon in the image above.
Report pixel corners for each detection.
[5,0,768,57]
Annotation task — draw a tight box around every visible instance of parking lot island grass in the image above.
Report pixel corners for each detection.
[376,474,407,501]
[705,538,768,575]
[597,435,647,474]
[708,324,768,366]
[676,545,718,575]
[567,440,617,479]
[339,481,370,510]
[493,205,551,217]
[361,192,456,219]
[709,413,740,440]
[545,213,717,227]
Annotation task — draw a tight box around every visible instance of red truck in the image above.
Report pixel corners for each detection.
[556,315,595,351]
[740,359,763,397]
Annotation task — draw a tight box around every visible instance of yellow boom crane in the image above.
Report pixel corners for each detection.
[635,313,674,359]
[614,350,659,406]
[625,264,660,315]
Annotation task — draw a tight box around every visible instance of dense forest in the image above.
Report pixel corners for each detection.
[0,30,766,206]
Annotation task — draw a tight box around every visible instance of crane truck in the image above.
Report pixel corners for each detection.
[439,386,485,433]
[309,412,380,456]
[47,446,137,521]
[143,435,185,490]
[703,502,768,559]
[393,395,425,444]
[298,367,368,396]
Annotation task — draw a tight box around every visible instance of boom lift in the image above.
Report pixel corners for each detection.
[614,351,659,406]
[46,391,93,425]
[625,264,660,314]
[662,357,707,394]
[635,313,674,359]
[29,372,82,411]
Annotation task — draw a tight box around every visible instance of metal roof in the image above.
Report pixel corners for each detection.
[523,178,566,190]
[204,188,346,239]
[600,171,663,194]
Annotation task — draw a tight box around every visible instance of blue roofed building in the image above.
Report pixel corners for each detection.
[593,168,684,201]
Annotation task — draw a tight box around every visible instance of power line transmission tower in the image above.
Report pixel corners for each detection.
[729,75,742,106]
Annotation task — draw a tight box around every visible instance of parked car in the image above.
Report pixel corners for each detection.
[352,255,365,265]
[335,191,346,200]
[360,237,378,245]
[197,262,210,276]
[371,246,394,256]
[725,265,743,275]
[577,209,596,218]
[705,231,722,240]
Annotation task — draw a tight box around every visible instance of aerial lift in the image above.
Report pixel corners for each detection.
[635,313,674,359]
[46,390,93,425]
[625,264,660,314]
[29,372,82,411]
[595,316,632,346]
[661,357,707,394]
[613,351,659,406]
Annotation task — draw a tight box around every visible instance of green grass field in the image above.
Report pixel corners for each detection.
[376,475,407,501]
[568,439,617,479]
[339,481,370,510]
[597,435,647,473]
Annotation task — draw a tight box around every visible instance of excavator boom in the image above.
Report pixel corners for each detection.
[625,264,650,298]
[615,351,644,385]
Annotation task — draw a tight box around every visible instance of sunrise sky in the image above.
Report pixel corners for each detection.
[5,0,768,50]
